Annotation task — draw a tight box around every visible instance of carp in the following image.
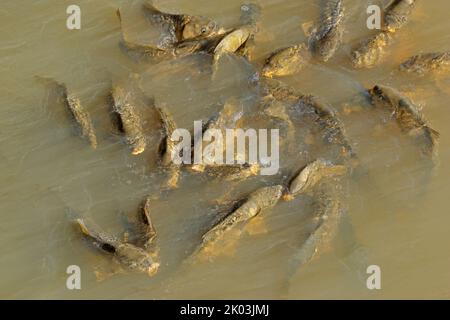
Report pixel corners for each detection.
[190,185,283,260]
[400,52,450,75]
[76,218,160,276]
[110,81,147,155]
[156,105,181,189]
[384,0,417,33]
[351,31,394,69]
[38,77,97,149]
[308,0,345,62]
[285,159,347,199]
[368,84,439,159]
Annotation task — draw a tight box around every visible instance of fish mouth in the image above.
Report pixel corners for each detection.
[282,193,294,201]
[132,144,146,155]
[261,67,274,78]
[147,262,160,277]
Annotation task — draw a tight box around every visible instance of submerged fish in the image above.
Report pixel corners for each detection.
[400,52,450,75]
[262,44,310,78]
[204,163,260,181]
[351,31,394,68]
[64,92,98,149]
[384,0,417,33]
[76,218,160,276]
[189,98,248,175]
[142,2,226,48]
[287,191,344,277]
[140,197,158,250]
[368,84,439,159]
[299,95,356,162]
[156,105,181,189]
[121,30,229,63]
[117,6,229,64]
[191,185,283,260]
[285,159,347,199]
[262,80,356,162]
[38,77,97,149]
[308,0,345,62]
[111,81,148,155]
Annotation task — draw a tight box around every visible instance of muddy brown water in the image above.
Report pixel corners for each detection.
[0,0,449,299]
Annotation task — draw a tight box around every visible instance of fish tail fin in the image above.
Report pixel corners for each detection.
[75,218,118,252]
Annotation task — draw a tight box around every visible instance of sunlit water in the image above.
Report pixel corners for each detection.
[1,0,449,299]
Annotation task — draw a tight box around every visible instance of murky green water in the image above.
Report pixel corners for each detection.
[1,0,449,299]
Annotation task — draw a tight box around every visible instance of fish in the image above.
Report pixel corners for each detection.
[308,0,345,62]
[213,28,252,63]
[156,105,177,166]
[298,95,357,162]
[204,163,260,181]
[262,80,356,162]
[140,197,158,250]
[38,77,97,149]
[117,5,228,63]
[351,31,394,68]
[189,98,245,173]
[76,218,160,276]
[368,84,439,159]
[156,105,181,189]
[285,159,347,199]
[64,92,98,149]
[190,185,283,260]
[120,28,229,63]
[384,0,417,33]
[262,44,311,78]
[110,80,148,155]
[142,2,226,47]
[400,52,450,75]
[287,191,344,278]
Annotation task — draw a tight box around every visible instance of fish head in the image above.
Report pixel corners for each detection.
[369,84,398,106]
[117,243,160,276]
[182,17,222,41]
[261,65,274,78]
[134,252,160,276]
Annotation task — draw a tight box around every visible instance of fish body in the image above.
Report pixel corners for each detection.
[261,80,355,161]
[156,105,181,189]
[213,27,251,63]
[201,163,260,181]
[400,52,450,75]
[300,95,356,161]
[38,78,97,149]
[368,84,439,159]
[111,84,147,155]
[140,197,158,250]
[156,106,177,166]
[142,2,224,47]
[351,31,394,68]
[195,185,283,256]
[64,94,98,149]
[76,219,159,276]
[309,0,345,62]
[384,0,416,32]
[287,193,343,277]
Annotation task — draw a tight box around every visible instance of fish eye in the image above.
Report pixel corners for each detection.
[201,27,207,33]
